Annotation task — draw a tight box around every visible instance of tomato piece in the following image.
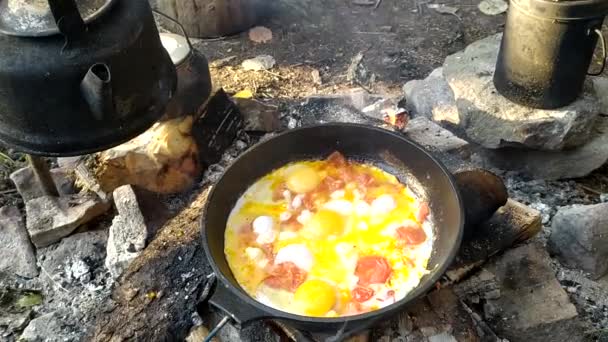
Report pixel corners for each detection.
[302,193,316,210]
[327,151,347,167]
[355,256,392,286]
[352,286,375,302]
[323,176,345,192]
[264,262,308,292]
[416,202,430,222]
[355,172,375,187]
[397,227,427,245]
[239,223,256,245]
[260,243,275,263]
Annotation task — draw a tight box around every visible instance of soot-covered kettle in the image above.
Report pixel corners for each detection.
[0,0,177,156]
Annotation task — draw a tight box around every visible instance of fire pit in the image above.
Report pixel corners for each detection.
[2,1,608,341]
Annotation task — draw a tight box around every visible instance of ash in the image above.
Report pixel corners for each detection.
[499,171,608,332]
[0,237,114,341]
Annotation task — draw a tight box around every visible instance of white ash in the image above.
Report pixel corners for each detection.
[502,175,597,236]
[498,171,607,334]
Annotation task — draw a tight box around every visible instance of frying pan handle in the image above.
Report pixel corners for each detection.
[202,273,269,341]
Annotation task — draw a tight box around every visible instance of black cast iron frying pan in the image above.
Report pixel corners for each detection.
[201,123,464,340]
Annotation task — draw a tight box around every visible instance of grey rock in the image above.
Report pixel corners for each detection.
[548,203,608,279]
[0,310,32,336]
[403,67,459,125]
[241,55,275,71]
[25,194,110,248]
[484,243,582,342]
[478,0,508,16]
[10,167,75,202]
[405,117,470,159]
[427,332,458,342]
[481,116,608,180]
[38,230,107,282]
[441,33,601,150]
[592,77,608,114]
[19,310,78,342]
[0,206,38,278]
[105,185,148,278]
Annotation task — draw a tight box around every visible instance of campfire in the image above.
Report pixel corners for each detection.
[1,1,608,342]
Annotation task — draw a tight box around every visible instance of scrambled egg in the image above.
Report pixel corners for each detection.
[225,153,433,317]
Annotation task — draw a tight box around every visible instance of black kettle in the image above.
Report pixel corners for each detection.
[0,0,177,156]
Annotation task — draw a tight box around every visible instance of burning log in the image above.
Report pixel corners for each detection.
[90,188,213,341]
[92,116,201,194]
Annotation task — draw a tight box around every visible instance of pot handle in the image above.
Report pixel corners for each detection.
[47,0,86,42]
[202,273,269,342]
[589,28,606,76]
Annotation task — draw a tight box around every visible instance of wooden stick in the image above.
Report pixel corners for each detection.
[27,155,59,197]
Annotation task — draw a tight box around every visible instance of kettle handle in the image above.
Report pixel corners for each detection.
[48,0,86,41]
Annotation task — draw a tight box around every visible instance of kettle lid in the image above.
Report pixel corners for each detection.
[0,0,115,37]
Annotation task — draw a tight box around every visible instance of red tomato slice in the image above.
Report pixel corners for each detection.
[327,151,347,167]
[416,202,430,222]
[264,262,307,292]
[355,256,392,286]
[352,286,375,302]
[397,226,427,245]
[323,176,345,192]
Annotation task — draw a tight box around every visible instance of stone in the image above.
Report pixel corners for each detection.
[233,98,283,133]
[241,55,275,71]
[19,310,79,342]
[483,243,582,342]
[0,206,38,278]
[440,33,601,150]
[481,116,608,180]
[478,0,508,16]
[404,117,471,159]
[105,185,149,278]
[10,167,75,202]
[427,332,458,342]
[95,116,200,194]
[592,77,608,114]
[548,203,608,279]
[25,194,110,248]
[403,67,460,125]
[38,230,107,282]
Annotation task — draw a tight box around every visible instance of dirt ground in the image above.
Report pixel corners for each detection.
[195,0,608,197]
[194,0,504,98]
[2,0,606,198]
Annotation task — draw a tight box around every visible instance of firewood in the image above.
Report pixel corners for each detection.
[445,199,542,284]
[90,188,212,341]
[91,116,201,194]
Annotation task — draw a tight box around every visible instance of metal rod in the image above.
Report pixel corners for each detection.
[27,155,60,197]
[203,316,231,342]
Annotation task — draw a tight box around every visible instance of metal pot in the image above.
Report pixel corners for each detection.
[494,0,608,109]
[200,124,464,339]
[0,0,177,156]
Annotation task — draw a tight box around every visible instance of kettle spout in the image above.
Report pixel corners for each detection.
[80,63,114,120]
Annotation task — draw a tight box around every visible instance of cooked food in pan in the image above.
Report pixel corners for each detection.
[224,151,433,317]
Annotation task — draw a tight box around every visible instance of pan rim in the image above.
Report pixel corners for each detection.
[200,122,465,324]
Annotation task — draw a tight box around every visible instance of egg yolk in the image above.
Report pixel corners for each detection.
[293,279,336,316]
[303,209,345,239]
[286,166,321,193]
